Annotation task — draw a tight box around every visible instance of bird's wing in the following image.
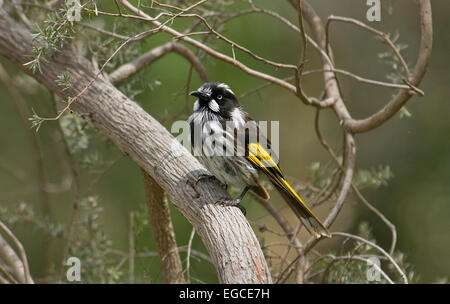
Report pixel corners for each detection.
[246,141,331,239]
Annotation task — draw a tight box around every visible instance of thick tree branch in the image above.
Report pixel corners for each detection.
[142,169,185,284]
[288,0,352,125]
[0,10,271,284]
[290,0,355,233]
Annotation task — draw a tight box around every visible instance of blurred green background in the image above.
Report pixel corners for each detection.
[0,0,448,283]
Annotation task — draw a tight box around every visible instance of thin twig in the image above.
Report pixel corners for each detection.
[186,227,195,283]
[109,41,209,85]
[303,68,424,94]
[129,211,135,284]
[314,108,397,255]
[321,255,394,284]
[120,0,297,93]
[343,1,432,133]
[326,15,410,79]
[13,0,33,28]
[332,232,407,284]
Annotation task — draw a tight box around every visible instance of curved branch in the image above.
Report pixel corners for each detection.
[288,0,355,248]
[352,186,397,256]
[332,232,407,284]
[288,0,352,122]
[326,15,411,79]
[314,109,397,256]
[300,132,355,258]
[0,11,271,284]
[0,220,34,284]
[166,12,298,71]
[109,41,209,84]
[321,255,394,284]
[344,0,432,133]
[303,68,424,93]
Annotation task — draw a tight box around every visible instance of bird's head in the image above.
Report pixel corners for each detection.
[189,82,239,117]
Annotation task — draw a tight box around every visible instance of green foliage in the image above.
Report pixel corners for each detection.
[133,204,150,236]
[67,196,115,283]
[303,160,339,198]
[377,31,409,82]
[0,197,123,283]
[376,31,413,119]
[24,9,75,73]
[60,113,90,154]
[353,165,394,190]
[399,106,412,119]
[117,70,162,100]
[29,108,45,132]
[59,111,117,170]
[308,223,418,284]
[2,0,448,284]
[0,202,64,238]
[23,0,97,73]
[55,71,72,90]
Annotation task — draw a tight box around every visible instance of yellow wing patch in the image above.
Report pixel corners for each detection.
[247,142,282,176]
[247,142,315,215]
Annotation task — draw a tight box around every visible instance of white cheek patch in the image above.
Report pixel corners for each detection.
[193,100,200,112]
[208,99,220,112]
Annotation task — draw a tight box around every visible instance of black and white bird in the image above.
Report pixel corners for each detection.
[188,82,330,238]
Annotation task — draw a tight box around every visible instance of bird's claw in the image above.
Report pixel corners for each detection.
[217,198,246,216]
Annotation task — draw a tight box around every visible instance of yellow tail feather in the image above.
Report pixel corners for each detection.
[246,142,331,238]
[277,177,331,239]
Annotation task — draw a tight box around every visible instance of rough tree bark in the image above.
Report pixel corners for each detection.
[0,10,271,283]
[142,170,185,284]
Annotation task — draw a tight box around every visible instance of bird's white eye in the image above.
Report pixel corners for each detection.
[217,95,223,100]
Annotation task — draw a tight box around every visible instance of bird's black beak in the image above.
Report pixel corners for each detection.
[189,91,207,99]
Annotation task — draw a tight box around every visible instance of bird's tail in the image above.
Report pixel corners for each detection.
[245,142,330,238]
[270,176,331,239]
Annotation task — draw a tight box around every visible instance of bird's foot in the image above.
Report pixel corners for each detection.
[217,198,246,216]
